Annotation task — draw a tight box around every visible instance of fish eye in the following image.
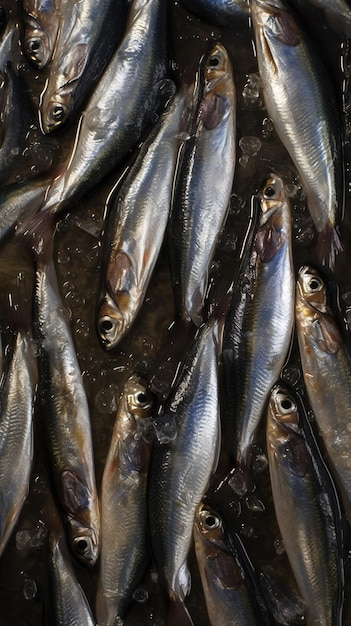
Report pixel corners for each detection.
[100,319,113,333]
[50,104,67,123]
[208,55,220,68]
[263,184,276,198]
[308,277,323,292]
[73,536,92,558]
[200,509,221,530]
[135,391,149,406]
[27,39,42,53]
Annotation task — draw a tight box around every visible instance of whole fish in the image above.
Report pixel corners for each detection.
[0,325,37,557]
[222,174,294,467]
[96,375,153,626]
[44,513,95,626]
[18,0,169,255]
[286,0,351,38]
[39,0,125,133]
[179,0,249,24]
[22,0,60,69]
[250,0,343,268]
[97,89,188,351]
[148,321,221,626]
[169,43,236,326]
[34,256,100,566]
[295,265,351,522]
[194,502,273,625]
[267,384,343,625]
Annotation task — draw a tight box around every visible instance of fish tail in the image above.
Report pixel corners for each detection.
[317,224,343,270]
[168,595,194,626]
[16,207,56,264]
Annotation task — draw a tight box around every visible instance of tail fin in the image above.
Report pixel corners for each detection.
[16,207,56,263]
[317,224,343,270]
[168,595,194,626]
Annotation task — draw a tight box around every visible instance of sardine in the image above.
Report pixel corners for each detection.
[286,0,351,38]
[96,375,153,626]
[0,326,37,557]
[169,43,236,326]
[222,174,294,467]
[45,513,95,626]
[19,0,169,254]
[39,0,125,133]
[34,256,100,566]
[250,0,343,267]
[97,89,188,350]
[194,502,272,625]
[267,384,343,625]
[295,265,351,522]
[22,0,60,69]
[148,321,221,625]
[179,0,249,24]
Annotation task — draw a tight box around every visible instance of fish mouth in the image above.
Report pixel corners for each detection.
[97,295,125,350]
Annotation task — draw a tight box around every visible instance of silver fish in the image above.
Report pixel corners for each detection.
[169,43,236,326]
[97,89,188,350]
[0,326,37,556]
[34,256,100,566]
[96,375,153,626]
[267,384,343,625]
[45,516,95,626]
[222,174,294,467]
[295,265,351,523]
[22,0,60,69]
[179,0,249,24]
[286,0,351,38]
[250,0,343,268]
[194,502,271,625]
[18,0,168,254]
[148,321,221,625]
[39,0,125,133]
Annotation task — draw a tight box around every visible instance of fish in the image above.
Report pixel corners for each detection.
[39,0,126,133]
[250,0,343,268]
[194,502,274,625]
[179,0,250,24]
[22,0,60,69]
[97,89,188,351]
[169,42,236,326]
[44,511,95,626]
[222,173,294,468]
[34,255,100,567]
[266,383,344,625]
[18,0,169,255]
[295,265,351,523]
[0,324,37,557]
[96,375,154,626]
[148,321,221,626]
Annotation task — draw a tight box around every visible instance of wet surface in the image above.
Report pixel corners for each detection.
[0,0,351,624]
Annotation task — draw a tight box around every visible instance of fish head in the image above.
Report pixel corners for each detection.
[122,374,154,441]
[251,0,300,48]
[70,522,100,567]
[201,43,235,101]
[269,385,299,430]
[97,293,126,350]
[260,173,286,216]
[296,266,327,312]
[41,98,69,133]
[24,16,53,69]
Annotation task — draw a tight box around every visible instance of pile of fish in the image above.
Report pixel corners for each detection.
[1,0,351,624]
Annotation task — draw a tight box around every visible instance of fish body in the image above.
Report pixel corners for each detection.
[40,0,125,132]
[194,502,270,625]
[266,384,343,625]
[34,257,100,566]
[250,0,343,267]
[222,174,294,466]
[169,43,236,326]
[45,522,95,626]
[148,322,221,624]
[22,0,60,69]
[0,328,37,556]
[97,89,188,350]
[286,0,351,38]
[295,265,351,522]
[96,375,153,626]
[179,0,249,24]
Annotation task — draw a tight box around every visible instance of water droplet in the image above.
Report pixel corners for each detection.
[261,117,274,138]
[152,413,177,444]
[342,291,351,306]
[132,587,149,603]
[95,385,119,414]
[240,523,254,538]
[274,537,285,555]
[227,467,248,496]
[23,579,37,601]
[242,73,262,108]
[57,250,71,265]
[16,530,32,551]
[282,366,301,386]
[228,499,242,515]
[245,495,265,512]
[239,136,261,157]
[252,453,268,473]
[239,154,249,167]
